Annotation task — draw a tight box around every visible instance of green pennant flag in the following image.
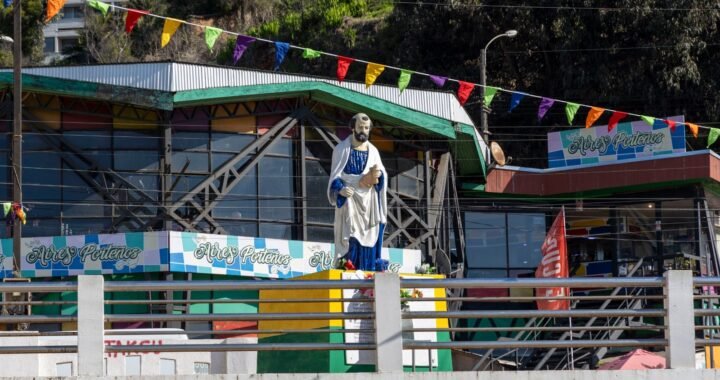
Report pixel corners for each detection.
[708,128,720,148]
[2,202,10,217]
[483,86,499,107]
[565,102,580,125]
[87,0,110,16]
[640,115,655,126]
[398,70,412,93]
[204,26,222,50]
[302,48,321,59]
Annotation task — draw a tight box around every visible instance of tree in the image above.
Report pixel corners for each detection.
[0,0,45,67]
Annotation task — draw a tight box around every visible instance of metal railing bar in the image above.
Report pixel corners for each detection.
[105,343,376,353]
[404,339,667,350]
[695,310,720,317]
[0,331,74,337]
[450,295,664,302]
[693,277,720,285]
[0,301,78,305]
[103,328,375,335]
[105,297,374,305]
[0,346,77,354]
[408,325,664,333]
[401,277,664,289]
[403,309,664,319]
[104,280,372,291]
[106,312,374,322]
[0,282,77,292]
[0,316,76,323]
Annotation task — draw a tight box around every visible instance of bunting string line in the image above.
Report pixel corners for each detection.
[78,0,717,141]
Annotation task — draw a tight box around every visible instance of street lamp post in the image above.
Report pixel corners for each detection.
[479,29,517,144]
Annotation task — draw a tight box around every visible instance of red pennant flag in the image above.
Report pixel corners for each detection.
[666,119,677,132]
[535,209,569,311]
[457,81,475,106]
[125,9,150,34]
[337,56,354,83]
[608,111,628,132]
[585,107,605,129]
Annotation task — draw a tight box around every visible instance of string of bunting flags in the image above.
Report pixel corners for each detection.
[29,0,720,147]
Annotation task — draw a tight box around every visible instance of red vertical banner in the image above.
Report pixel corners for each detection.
[535,209,569,310]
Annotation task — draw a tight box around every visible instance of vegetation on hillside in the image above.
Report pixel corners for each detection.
[4,0,720,167]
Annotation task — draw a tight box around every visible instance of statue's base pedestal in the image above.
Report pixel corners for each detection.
[257,269,452,373]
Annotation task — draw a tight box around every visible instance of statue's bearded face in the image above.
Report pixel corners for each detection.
[353,114,371,142]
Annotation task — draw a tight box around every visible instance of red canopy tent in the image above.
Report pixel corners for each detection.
[598,349,666,370]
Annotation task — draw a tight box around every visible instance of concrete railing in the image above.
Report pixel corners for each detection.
[0,270,713,375]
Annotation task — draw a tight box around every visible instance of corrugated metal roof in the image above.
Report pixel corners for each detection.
[6,62,475,126]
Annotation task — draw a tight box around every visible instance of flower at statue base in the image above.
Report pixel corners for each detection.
[401,288,424,309]
[415,263,436,275]
[335,258,356,270]
[358,271,375,298]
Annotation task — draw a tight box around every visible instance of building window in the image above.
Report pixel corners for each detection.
[44,37,55,53]
[159,358,176,375]
[125,355,141,376]
[59,38,79,53]
[56,362,73,376]
[464,212,546,277]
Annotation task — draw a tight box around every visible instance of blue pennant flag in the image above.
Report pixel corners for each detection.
[509,92,526,113]
[3,0,12,7]
[274,42,290,71]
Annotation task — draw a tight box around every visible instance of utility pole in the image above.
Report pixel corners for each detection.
[12,0,22,276]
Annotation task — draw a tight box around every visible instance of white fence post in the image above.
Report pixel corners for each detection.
[374,272,403,373]
[664,270,695,368]
[77,275,105,376]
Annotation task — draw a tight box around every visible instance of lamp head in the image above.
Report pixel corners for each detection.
[505,30,518,38]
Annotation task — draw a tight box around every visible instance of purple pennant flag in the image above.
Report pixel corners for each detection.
[537,97,555,120]
[509,92,525,112]
[233,35,256,65]
[429,75,447,88]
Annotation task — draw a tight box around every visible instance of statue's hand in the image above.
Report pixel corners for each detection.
[339,186,355,197]
[371,165,382,179]
[359,165,381,188]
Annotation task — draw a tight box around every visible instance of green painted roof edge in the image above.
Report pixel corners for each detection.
[0,73,174,110]
[458,123,487,177]
[173,81,457,139]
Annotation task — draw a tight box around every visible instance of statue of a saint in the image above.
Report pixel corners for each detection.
[327,113,388,271]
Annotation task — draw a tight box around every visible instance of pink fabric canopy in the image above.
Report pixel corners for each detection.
[598,349,666,370]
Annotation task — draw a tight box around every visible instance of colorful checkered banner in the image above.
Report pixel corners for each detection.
[168,232,421,279]
[0,232,169,278]
[548,115,685,168]
[0,231,421,279]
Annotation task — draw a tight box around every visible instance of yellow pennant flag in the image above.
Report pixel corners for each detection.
[365,62,385,89]
[687,122,699,138]
[46,0,67,22]
[161,18,182,48]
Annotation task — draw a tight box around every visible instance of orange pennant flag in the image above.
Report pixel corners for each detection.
[46,0,67,22]
[585,107,605,129]
[687,122,699,138]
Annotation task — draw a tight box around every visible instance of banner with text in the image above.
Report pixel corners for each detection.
[548,116,685,168]
[168,231,421,279]
[0,232,169,278]
[0,231,421,279]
